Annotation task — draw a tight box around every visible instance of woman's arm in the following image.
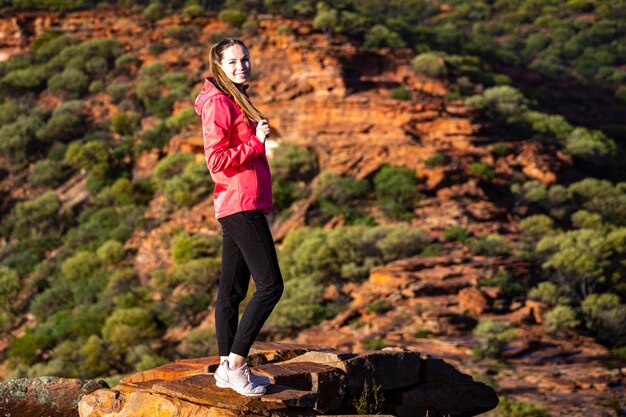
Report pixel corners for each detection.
[202,95,265,174]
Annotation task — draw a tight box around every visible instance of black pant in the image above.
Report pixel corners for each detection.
[215,210,284,357]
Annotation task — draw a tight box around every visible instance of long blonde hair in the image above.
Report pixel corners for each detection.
[209,38,265,122]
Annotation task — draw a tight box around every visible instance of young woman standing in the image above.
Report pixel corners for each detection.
[194,38,283,397]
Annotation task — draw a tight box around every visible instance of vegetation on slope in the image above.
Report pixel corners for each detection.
[0,0,625,387]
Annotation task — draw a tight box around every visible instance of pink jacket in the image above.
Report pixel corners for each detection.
[194,77,273,219]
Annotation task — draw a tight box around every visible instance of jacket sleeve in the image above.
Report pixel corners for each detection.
[201,95,265,174]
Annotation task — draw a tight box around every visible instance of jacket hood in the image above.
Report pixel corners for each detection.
[194,77,223,116]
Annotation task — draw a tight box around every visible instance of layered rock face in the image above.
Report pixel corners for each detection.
[0,376,107,417]
[77,341,497,417]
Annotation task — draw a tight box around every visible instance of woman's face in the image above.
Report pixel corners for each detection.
[219,44,251,85]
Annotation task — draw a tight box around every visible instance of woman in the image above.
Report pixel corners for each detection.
[194,38,284,397]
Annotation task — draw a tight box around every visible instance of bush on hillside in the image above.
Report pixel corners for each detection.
[581,293,626,346]
[111,111,141,136]
[364,24,405,49]
[528,281,571,306]
[313,172,370,224]
[373,165,419,220]
[544,305,580,334]
[28,159,68,187]
[13,191,61,238]
[37,100,86,144]
[465,85,527,117]
[472,319,517,359]
[171,232,220,264]
[411,52,447,77]
[218,9,246,27]
[102,307,159,356]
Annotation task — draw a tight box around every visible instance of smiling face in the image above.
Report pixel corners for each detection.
[219,44,251,85]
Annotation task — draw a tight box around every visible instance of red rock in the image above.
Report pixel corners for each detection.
[0,377,107,417]
[458,286,491,315]
[121,362,208,384]
[247,341,336,366]
[253,361,346,411]
[151,374,318,412]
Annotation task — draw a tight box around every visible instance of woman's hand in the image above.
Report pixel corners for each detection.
[256,119,270,143]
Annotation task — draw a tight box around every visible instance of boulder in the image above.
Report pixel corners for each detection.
[74,342,497,417]
[0,376,107,417]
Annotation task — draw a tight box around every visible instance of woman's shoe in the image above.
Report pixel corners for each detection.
[214,360,266,396]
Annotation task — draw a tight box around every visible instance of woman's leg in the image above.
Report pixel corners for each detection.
[218,210,284,359]
[214,221,251,357]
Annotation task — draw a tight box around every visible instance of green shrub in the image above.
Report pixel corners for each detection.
[269,275,332,335]
[468,162,494,179]
[424,152,446,167]
[183,2,204,18]
[81,335,110,377]
[465,85,527,117]
[376,226,430,261]
[373,165,419,220]
[47,68,89,98]
[164,25,201,43]
[313,172,370,223]
[364,24,405,49]
[0,266,20,313]
[512,181,547,204]
[581,293,626,346]
[114,53,138,72]
[411,52,447,77]
[270,144,317,212]
[0,113,45,167]
[38,100,84,140]
[519,215,555,239]
[492,396,548,417]
[1,65,48,92]
[528,281,570,306]
[366,300,392,314]
[96,240,125,265]
[472,319,517,359]
[33,33,79,61]
[28,159,67,187]
[107,82,132,103]
[65,140,108,170]
[153,152,194,182]
[139,121,170,152]
[491,142,510,157]
[0,100,26,125]
[102,307,158,355]
[111,111,141,135]
[352,381,385,415]
[61,251,101,282]
[390,86,412,100]
[544,305,580,333]
[169,258,221,288]
[443,225,470,242]
[88,79,104,94]
[13,191,61,238]
[142,2,165,21]
[277,24,293,35]
[471,234,510,256]
[218,9,247,27]
[571,210,603,229]
[165,107,199,131]
[171,232,220,264]
[564,127,616,162]
[178,327,218,358]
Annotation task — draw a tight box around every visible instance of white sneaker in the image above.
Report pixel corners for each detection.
[214,360,266,396]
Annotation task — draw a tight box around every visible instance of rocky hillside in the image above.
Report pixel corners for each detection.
[0,3,625,417]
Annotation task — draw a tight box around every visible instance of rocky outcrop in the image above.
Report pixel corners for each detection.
[78,341,498,417]
[0,376,107,417]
